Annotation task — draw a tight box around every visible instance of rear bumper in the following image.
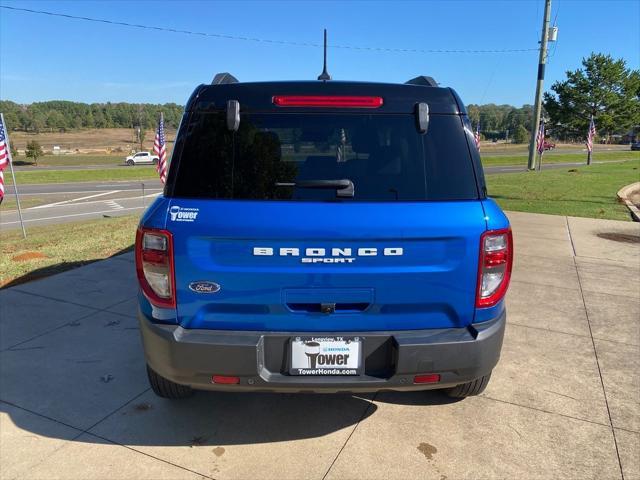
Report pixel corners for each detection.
[138,310,506,393]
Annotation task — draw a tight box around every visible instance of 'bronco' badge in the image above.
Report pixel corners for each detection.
[188,281,221,294]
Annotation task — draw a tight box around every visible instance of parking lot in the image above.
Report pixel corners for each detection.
[1,211,638,480]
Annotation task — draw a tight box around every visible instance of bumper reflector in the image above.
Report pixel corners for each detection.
[413,374,441,384]
[211,375,240,385]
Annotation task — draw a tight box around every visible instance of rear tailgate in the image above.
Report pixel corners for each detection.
[168,199,485,332]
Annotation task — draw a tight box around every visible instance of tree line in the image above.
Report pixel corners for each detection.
[544,53,639,141]
[467,54,639,143]
[1,97,537,142]
[466,104,534,142]
[1,53,636,144]
[0,100,184,132]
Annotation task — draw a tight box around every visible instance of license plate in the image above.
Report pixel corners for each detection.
[290,336,362,375]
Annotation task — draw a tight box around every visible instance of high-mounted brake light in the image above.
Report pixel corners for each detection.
[476,227,513,308]
[273,95,383,108]
[135,227,176,308]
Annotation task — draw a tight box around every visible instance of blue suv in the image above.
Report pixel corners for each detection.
[135,74,513,399]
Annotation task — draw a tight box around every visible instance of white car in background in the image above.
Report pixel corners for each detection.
[125,151,159,166]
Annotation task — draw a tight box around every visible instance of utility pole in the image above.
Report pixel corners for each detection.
[527,0,552,171]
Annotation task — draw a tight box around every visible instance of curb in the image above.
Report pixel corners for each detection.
[617,182,640,222]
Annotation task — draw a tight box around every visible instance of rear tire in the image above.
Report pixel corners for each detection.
[147,365,193,399]
[445,373,491,398]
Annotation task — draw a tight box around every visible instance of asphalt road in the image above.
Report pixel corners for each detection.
[3,180,162,195]
[482,145,629,156]
[1,181,163,229]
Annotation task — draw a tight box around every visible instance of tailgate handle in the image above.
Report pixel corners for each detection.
[287,302,369,314]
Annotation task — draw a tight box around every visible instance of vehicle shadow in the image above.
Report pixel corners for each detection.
[0,386,466,448]
[375,389,463,407]
[0,390,380,447]
[1,246,462,448]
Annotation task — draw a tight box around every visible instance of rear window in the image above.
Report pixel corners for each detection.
[171,112,478,201]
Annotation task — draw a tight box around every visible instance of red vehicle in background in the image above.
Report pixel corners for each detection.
[543,141,556,151]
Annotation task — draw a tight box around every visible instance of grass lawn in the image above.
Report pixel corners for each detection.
[0,215,139,288]
[5,167,161,185]
[482,150,639,167]
[487,159,640,221]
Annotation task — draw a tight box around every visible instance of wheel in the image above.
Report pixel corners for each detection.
[445,373,491,398]
[153,158,159,165]
[147,365,193,399]
[126,159,134,166]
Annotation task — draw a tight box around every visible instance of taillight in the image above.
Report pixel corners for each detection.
[135,227,176,308]
[211,375,240,385]
[272,95,384,108]
[476,227,513,308]
[413,374,441,384]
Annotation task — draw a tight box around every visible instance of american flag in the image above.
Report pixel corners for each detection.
[0,115,9,202]
[153,113,168,184]
[586,116,596,153]
[474,123,481,150]
[536,120,546,156]
[336,128,347,162]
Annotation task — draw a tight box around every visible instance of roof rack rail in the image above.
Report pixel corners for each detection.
[405,76,438,87]
[212,73,239,85]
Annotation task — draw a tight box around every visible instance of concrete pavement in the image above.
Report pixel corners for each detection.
[1,211,639,479]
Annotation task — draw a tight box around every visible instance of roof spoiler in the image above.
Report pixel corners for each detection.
[212,72,239,85]
[405,76,438,87]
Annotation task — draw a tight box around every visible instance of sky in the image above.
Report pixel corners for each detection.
[0,0,638,107]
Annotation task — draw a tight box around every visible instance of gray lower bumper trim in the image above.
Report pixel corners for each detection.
[138,310,506,393]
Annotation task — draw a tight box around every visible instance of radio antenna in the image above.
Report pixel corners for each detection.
[317,29,331,81]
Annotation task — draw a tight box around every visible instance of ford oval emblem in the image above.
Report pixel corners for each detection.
[188,281,221,294]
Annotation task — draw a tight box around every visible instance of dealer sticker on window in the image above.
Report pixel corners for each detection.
[290,336,361,375]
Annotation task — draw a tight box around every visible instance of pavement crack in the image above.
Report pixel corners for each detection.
[82,387,150,433]
[78,432,217,480]
[507,321,590,340]
[568,233,626,480]
[321,393,378,480]
[0,399,85,432]
[11,288,102,311]
[565,216,578,257]
[479,395,612,429]
[506,424,523,439]
[1,308,101,352]
[544,389,579,401]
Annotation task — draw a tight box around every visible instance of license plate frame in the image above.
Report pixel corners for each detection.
[289,336,362,376]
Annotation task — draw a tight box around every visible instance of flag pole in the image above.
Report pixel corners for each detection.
[1,113,26,238]
[587,115,593,166]
[537,150,543,171]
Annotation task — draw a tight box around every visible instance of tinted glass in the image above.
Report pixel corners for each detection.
[171,113,478,201]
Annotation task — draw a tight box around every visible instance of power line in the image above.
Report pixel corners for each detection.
[0,5,540,55]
